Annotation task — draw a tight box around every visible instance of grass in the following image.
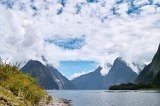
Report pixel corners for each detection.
[0,60,52,105]
[0,86,31,106]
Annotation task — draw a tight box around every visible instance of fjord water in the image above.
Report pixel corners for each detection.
[47,90,160,106]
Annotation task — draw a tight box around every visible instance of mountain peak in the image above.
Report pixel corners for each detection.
[21,60,76,90]
[115,57,125,62]
[27,60,43,66]
[105,57,138,89]
[28,59,40,63]
[21,60,59,90]
[98,66,102,68]
[113,57,127,68]
[95,66,102,72]
[135,44,160,85]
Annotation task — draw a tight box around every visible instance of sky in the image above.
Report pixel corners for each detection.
[57,61,98,80]
[0,0,160,79]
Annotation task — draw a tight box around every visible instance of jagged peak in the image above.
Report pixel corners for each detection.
[26,60,44,66]
[110,57,136,73]
[114,57,126,64]
[94,66,102,73]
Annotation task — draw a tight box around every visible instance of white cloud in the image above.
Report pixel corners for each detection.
[69,69,94,80]
[0,0,160,74]
[69,71,87,80]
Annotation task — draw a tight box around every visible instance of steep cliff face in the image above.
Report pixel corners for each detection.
[21,60,59,90]
[21,60,75,90]
[105,57,138,89]
[135,44,160,86]
[47,65,76,89]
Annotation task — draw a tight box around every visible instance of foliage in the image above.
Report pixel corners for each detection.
[0,86,31,105]
[109,83,153,90]
[0,60,51,105]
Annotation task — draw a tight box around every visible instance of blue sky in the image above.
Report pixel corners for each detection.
[45,36,85,50]
[46,36,97,79]
[57,61,98,79]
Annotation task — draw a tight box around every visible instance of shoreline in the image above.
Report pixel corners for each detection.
[48,98,71,106]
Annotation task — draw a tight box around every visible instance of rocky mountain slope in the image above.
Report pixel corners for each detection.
[105,57,138,89]
[135,44,160,87]
[71,66,106,89]
[21,60,75,90]
[47,65,76,89]
[72,57,137,89]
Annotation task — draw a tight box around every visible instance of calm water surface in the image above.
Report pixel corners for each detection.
[47,90,160,106]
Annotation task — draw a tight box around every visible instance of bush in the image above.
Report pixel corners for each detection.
[0,60,50,105]
[109,83,153,90]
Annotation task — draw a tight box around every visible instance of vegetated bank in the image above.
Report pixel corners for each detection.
[109,83,154,90]
[0,60,70,106]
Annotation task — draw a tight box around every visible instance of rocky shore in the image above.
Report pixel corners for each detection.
[48,98,71,106]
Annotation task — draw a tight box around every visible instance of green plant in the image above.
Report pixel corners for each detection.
[0,59,52,105]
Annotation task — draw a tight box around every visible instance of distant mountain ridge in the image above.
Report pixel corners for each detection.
[71,66,106,89]
[21,60,75,90]
[105,57,138,89]
[72,57,138,89]
[135,44,160,87]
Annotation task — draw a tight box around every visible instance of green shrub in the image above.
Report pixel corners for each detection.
[0,60,51,105]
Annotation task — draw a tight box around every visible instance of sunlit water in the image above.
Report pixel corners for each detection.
[47,90,160,106]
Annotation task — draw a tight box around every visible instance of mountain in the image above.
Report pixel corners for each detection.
[47,65,76,89]
[21,60,59,90]
[72,57,138,89]
[21,60,75,90]
[105,57,138,89]
[71,66,106,90]
[135,44,160,86]
[0,60,52,105]
[132,62,147,74]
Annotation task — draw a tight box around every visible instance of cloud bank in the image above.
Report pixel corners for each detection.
[69,71,87,80]
[0,0,160,74]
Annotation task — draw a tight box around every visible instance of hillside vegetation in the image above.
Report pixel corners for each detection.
[0,60,52,106]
